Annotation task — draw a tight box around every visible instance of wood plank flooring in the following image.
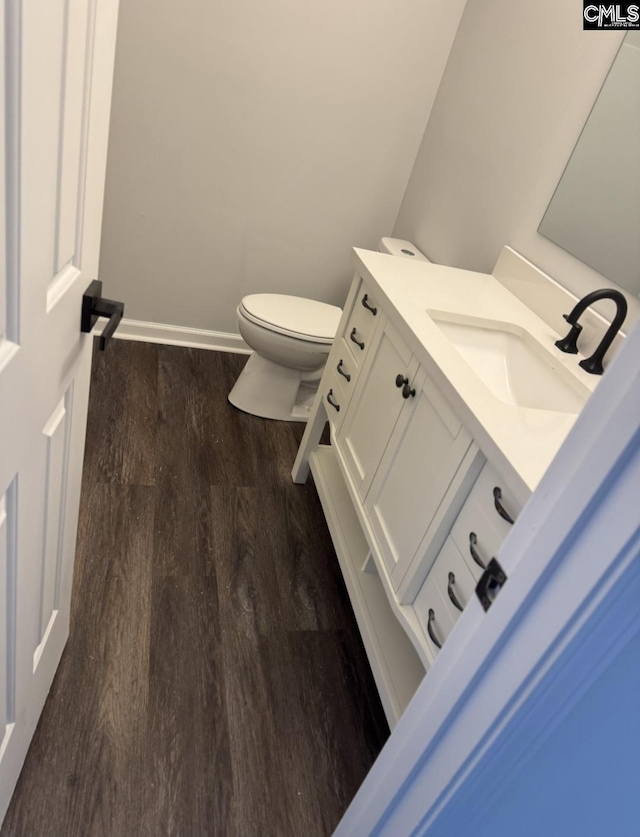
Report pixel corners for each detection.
[1,341,388,837]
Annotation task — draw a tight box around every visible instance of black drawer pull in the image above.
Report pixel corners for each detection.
[427,609,442,649]
[326,389,340,412]
[395,374,409,388]
[493,487,515,525]
[361,294,377,316]
[402,383,416,399]
[350,328,365,350]
[469,532,486,570]
[447,572,464,612]
[337,359,351,382]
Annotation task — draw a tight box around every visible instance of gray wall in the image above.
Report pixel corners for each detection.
[99,0,467,333]
[394,0,639,321]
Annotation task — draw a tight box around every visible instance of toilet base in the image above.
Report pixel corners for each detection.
[228,353,323,422]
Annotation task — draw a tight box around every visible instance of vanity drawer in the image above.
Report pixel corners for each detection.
[423,536,477,624]
[322,374,348,429]
[344,280,380,366]
[470,460,521,537]
[414,562,456,659]
[450,498,503,582]
[450,460,522,581]
[333,341,358,394]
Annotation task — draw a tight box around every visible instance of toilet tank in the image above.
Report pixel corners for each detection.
[378,237,430,262]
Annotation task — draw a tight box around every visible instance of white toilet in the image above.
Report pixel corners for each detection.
[228,238,430,421]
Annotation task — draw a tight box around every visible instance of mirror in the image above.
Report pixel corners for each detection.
[539,32,640,298]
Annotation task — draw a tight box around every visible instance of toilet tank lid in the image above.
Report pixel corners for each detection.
[240,294,342,341]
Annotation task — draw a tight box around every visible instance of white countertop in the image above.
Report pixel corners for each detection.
[352,248,599,503]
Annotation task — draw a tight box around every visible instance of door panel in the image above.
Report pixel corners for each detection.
[0,5,6,348]
[35,388,73,668]
[0,0,119,823]
[55,0,91,276]
[0,483,17,748]
[0,494,7,732]
[0,4,17,364]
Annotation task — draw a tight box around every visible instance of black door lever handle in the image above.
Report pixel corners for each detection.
[81,280,124,350]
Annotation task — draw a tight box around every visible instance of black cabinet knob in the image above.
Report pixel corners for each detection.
[395,374,408,388]
[402,383,416,399]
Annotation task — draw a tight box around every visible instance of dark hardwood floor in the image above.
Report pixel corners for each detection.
[1,341,388,837]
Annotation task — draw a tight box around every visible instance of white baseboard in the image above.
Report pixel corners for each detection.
[94,317,251,354]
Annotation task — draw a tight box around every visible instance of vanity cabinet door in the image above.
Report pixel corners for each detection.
[337,321,418,501]
[365,374,473,591]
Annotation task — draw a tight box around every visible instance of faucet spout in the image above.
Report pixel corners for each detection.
[555,288,627,375]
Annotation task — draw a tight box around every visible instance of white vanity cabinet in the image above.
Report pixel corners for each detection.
[292,268,526,729]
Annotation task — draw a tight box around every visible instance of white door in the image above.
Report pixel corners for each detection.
[0,0,119,821]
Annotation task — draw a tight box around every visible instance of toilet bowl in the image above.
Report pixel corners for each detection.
[228,238,430,422]
[229,294,342,421]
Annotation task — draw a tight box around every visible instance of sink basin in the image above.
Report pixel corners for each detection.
[428,313,589,414]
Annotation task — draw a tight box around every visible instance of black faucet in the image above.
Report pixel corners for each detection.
[555,288,627,375]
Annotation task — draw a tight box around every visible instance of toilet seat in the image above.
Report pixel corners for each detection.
[240,294,341,344]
